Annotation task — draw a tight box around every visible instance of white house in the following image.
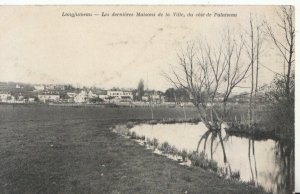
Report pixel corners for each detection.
[74,91,87,103]
[88,91,98,98]
[28,98,35,103]
[0,92,11,100]
[99,94,108,100]
[38,94,60,103]
[67,92,77,98]
[34,85,45,91]
[141,91,164,104]
[107,90,133,100]
[0,92,16,103]
[141,95,149,101]
[16,84,23,89]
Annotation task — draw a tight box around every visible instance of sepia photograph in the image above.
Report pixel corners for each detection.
[0,4,296,194]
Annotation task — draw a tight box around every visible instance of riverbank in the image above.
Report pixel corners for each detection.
[0,105,269,193]
[225,122,294,142]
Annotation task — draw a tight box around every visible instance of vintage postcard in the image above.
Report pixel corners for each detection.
[0,5,296,194]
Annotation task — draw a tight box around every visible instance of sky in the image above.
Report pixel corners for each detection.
[0,5,290,91]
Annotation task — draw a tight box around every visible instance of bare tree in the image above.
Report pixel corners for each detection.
[244,14,265,125]
[164,30,251,165]
[244,15,264,185]
[266,6,295,103]
[264,5,295,135]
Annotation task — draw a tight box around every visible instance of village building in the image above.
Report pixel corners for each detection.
[74,91,87,103]
[15,84,23,89]
[99,94,108,100]
[0,92,16,103]
[0,92,11,100]
[107,90,133,100]
[142,91,165,104]
[67,92,77,98]
[28,97,35,103]
[38,93,60,103]
[34,85,45,91]
[88,91,98,98]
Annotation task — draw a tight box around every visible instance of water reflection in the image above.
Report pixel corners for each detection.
[130,123,294,194]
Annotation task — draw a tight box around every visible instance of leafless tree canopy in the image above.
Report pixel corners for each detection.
[164,30,251,124]
[266,5,295,103]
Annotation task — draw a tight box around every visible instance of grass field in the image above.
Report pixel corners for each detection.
[0,104,267,194]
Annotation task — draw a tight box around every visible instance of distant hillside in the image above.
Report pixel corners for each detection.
[0,82,34,92]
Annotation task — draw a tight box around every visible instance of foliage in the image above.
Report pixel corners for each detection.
[153,138,159,149]
[189,151,207,168]
[208,159,218,172]
[136,79,145,101]
[88,97,104,104]
[164,87,190,103]
[159,141,172,154]
[130,131,137,139]
[181,149,188,162]
[264,74,294,135]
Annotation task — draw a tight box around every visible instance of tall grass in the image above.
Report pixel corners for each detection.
[125,129,241,182]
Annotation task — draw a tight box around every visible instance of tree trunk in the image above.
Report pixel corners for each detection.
[218,130,227,163]
[210,135,214,160]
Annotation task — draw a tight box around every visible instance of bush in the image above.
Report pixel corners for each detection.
[170,146,178,156]
[146,138,151,145]
[181,149,188,162]
[190,151,203,167]
[230,170,240,180]
[217,167,228,178]
[190,152,209,169]
[130,131,137,139]
[198,151,208,169]
[159,142,172,154]
[208,159,218,172]
[126,122,134,129]
[153,138,159,149]
[149,120,158,125]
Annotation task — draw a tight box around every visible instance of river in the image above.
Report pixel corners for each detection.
[129,123,294,194]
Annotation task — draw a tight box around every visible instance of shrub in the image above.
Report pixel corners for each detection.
[130,131,137,139]
[181,149,188,162]
[187,151,194,160]
[189,151,200,167]
[170,146,178,156]
[149,120,158,125]
[146,138,151,145]
[189,151,209,169]
[159,142,172,154]
[153,138,159,149]
[126,122,134,129]
[199,151,208,169]
[208,159,218,172]
[217,167,227,178]
[230,170,240,180]
[136,135,142,140]
[217,167,230,178]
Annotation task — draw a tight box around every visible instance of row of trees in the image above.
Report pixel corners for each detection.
[134,78,190,102]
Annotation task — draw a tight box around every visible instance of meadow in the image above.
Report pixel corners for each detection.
[0,104,268,193]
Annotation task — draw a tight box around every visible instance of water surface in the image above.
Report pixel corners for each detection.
[130,123,294,194]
